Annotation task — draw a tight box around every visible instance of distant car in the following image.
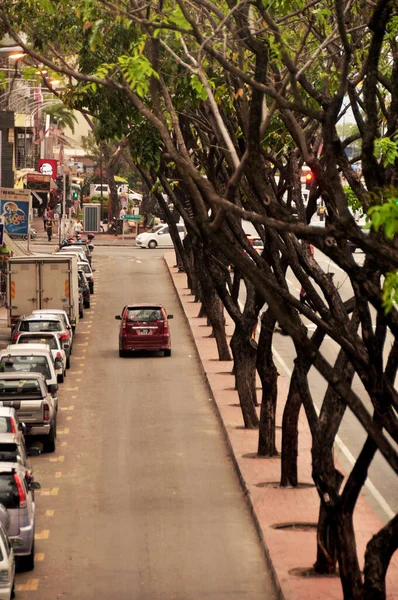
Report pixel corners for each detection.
[135,224,185,249]
[12,314,72,368]
[115,304,173,357]
[78,271,90,309]
[14,333,67,381]
[0,510,16,598]
[78,261,95,294]
[0,463,40,572]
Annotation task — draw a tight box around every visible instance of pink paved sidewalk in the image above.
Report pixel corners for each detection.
[165,254,398,600]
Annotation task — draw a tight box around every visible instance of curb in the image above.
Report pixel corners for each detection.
[164,256,285,600]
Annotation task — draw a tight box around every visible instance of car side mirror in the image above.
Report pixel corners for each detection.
[49,384,58,393]
[63,344,70,349]
[115,315,122,320]
[167,314,174,319]
[30,481,41,490]
[67,326,71,330]
[88,244,94,251]
[92,268,96,272]
[19,422,26,434]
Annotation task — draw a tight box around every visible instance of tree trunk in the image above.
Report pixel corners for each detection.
[281,328,325,486]
[256,308,279,456]
[364,515,398,600]
[230,322,259,428]
[314,469,344,573]
[195,244,231,361]
[335,508,364,600]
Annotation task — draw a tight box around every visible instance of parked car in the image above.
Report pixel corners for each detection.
[0,505,17,598]
[12,314,72,369]
[78,271,90,309]
[78,262,95,294]
[0,408,23,436]
[0,463,40,571]
[0,433,39,474]
[115,304,173,357]
[14,333,67,382]
[135,223,185,249]
[0,373,57,453]
[0,346,59,411]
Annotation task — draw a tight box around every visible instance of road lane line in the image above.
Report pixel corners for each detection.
[58,428,70,434]
[55,472,62,479]
[39,487,59,496]
[35,530,50,540]
[60,405,74,411]
[35,553,45,561]
[45,510,54,517]
[49,456,64,463]
[66,416,73,421]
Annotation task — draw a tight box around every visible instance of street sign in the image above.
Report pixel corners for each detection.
[122,215,142,221]
[0,188,32,236]
[26,173,51,191]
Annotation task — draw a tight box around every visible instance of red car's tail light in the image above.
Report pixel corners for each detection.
[13,332,19,341]
[10,419,16,434]
[13,473,27,508]
[56,352,62,359]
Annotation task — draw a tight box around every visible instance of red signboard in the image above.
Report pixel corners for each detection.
[38,159,58,181]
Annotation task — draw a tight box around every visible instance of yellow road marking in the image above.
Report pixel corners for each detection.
[69,371,83,375]
[77,343,88,347]
[66,416,72,421]
[35,530,50,540]
[72,356,86,360]
[35,553,45,561]
[40,487,59,496]
[45,510,54,517]
[55,472,62,479]
[65,387,79,392]
[79,363,85,367]
[16,579,39,592]
[72,395,77,400]
[76,378,81,382]
[49,455,65,463]
[60,405,74,411]
[58,427,70,434]
[61,441,67,447]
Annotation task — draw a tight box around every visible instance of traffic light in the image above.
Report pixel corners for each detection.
[72,191,79,200]
[305,172,315,190]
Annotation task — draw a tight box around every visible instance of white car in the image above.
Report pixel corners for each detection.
[14,333,67,383]
[31,309,74,351]
[135,223,185,249]
[0,506,16,600]
[1,346,59,411]
[56,248,89,264]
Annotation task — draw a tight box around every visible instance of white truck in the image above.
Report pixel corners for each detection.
[7,255,79,330]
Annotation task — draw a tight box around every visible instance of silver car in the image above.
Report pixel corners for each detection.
[0,463,40,571]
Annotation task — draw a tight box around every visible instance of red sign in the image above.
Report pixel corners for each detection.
[38,159,58,180]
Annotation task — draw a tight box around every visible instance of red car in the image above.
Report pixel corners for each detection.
[115,304,173,357]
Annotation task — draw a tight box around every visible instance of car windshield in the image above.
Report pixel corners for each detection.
[127,308,162,322]
[0,418,13,434]
[147,225,163,234]
[0,379,42,398]
[18,336,57,350]
[20,320,62,333]
[0,356,51,379]
[0,475,19,509]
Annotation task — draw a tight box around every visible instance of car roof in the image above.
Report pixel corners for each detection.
[17,332,58,338]
[0,433,20,444]
[0,372,46,382]
[32,309,67,316]
[21,314,62,322]
[6,344,52,354]
[0,407,17,418]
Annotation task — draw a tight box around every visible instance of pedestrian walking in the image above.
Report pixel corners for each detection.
[46,217,54,242]
[42,208,48,232]
[74,220,83,236]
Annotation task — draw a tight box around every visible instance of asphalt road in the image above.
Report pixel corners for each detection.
[8,245,277,599]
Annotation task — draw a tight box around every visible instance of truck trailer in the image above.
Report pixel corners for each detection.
[7,254,79,330]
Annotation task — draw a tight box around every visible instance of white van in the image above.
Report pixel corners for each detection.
[135,223,185,249]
